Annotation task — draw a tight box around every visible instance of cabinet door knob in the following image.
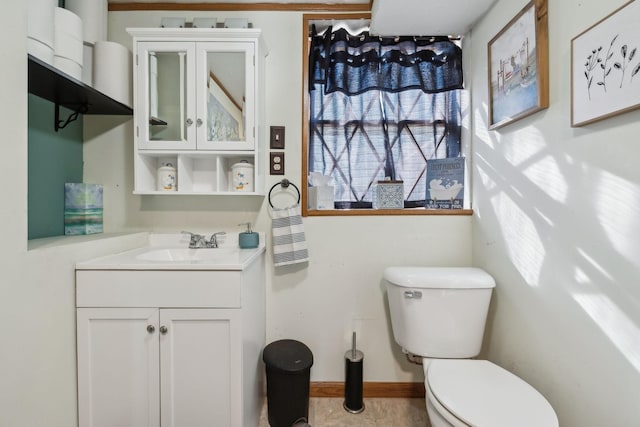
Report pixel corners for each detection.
[146,325,155,333]
[196,118,203,127]
[160,326,168,334]
[186,118,194,126]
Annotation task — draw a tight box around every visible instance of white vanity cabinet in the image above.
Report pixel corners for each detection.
[76,254,265,427]
[128,28,267,195]
[76,307,161,426]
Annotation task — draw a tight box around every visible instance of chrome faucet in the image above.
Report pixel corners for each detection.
[208,232,226,248]
[182,231,207,248]
[182,231,226,248]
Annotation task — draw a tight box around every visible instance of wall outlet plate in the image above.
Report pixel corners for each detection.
[270,152,285,175]
[270,126,285,149]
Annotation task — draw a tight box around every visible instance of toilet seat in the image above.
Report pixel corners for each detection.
[425,359,558,427]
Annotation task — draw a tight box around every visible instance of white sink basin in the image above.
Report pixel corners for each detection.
[136,247,237,262]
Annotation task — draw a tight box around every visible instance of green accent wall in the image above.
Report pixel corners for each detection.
[28,94,83,240]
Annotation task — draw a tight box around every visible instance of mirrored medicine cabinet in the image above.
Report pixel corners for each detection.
[128,28,267,195]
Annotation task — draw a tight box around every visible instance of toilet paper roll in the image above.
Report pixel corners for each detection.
[54,56,83,81]
[55,8,83,38]
[54,32,84,64]
[28,0,56,50]
[93,41,132,107]
[28,37,54,64]
[54,7,83,64]
[65,0,108,43]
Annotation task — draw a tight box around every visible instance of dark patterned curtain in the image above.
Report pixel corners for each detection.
[309,27,463,95]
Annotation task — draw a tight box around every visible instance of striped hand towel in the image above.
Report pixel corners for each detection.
[271,205,309,267]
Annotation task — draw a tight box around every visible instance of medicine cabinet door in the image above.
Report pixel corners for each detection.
[137,42,197,150]
[196,41,255,151]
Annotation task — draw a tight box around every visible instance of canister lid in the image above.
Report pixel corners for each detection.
[263,339,313,372]
[232,160,253,169]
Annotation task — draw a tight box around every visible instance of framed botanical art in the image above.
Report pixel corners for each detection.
[488,0,549,130]
[571,0,640,127]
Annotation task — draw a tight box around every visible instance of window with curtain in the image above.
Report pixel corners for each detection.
[307,24,464,210]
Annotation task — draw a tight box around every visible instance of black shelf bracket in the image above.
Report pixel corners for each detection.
[55,102,89,132]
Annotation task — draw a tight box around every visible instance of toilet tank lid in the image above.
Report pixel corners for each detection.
[383,267,496,289]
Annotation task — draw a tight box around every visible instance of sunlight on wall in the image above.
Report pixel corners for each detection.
[574,293,640,373]
[491,192,545,286]
[474,102,495,148]
[476,163,497,192]
[576,247,614,282]
[483,125,569,203]
[594,170,640,264]
[533,207,554,227]
[523,155,568,203]
[573,266,590,284]
[503,126,544,167]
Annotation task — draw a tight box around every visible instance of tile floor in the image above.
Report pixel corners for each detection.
[259,397,431,427]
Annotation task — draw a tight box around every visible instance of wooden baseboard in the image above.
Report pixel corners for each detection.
[310,382,425,398]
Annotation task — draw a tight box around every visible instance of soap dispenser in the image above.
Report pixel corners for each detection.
[238,223,259,249]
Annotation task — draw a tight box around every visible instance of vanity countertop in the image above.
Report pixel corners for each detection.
[76,232,265,271]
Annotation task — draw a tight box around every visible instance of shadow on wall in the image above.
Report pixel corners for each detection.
[473,110,640,374]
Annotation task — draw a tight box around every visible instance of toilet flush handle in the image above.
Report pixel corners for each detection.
[404,290,422,299]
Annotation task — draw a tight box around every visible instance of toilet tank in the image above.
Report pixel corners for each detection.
[384,267,496,359]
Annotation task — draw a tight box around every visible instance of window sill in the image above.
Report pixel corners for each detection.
[303,208,473,217]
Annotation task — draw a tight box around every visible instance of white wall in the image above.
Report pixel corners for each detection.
[88,10,473,384]
[469,0,640,425]
[0,2,32,425]
[3,8,160,427]
[1,22,148,420]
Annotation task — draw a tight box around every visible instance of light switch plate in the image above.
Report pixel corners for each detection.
[270,126,285,149]
[270,152,285,175]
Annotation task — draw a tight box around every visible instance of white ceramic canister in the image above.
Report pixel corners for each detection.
[231,161,254,192]
[157,163,177,191]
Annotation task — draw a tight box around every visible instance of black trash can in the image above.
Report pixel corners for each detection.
[263,339,314,427]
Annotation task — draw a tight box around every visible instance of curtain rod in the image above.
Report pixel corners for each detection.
[310,26,462,42]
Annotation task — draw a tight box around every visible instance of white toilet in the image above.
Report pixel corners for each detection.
[384,266,558,427]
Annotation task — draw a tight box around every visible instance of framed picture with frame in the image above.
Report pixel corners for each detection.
[571,0,640,127]
[488,0,549,130]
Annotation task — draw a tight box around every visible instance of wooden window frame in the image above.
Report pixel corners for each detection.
[301,13,472,217]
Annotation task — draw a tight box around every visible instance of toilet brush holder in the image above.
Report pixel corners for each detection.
[344,332,364,413]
